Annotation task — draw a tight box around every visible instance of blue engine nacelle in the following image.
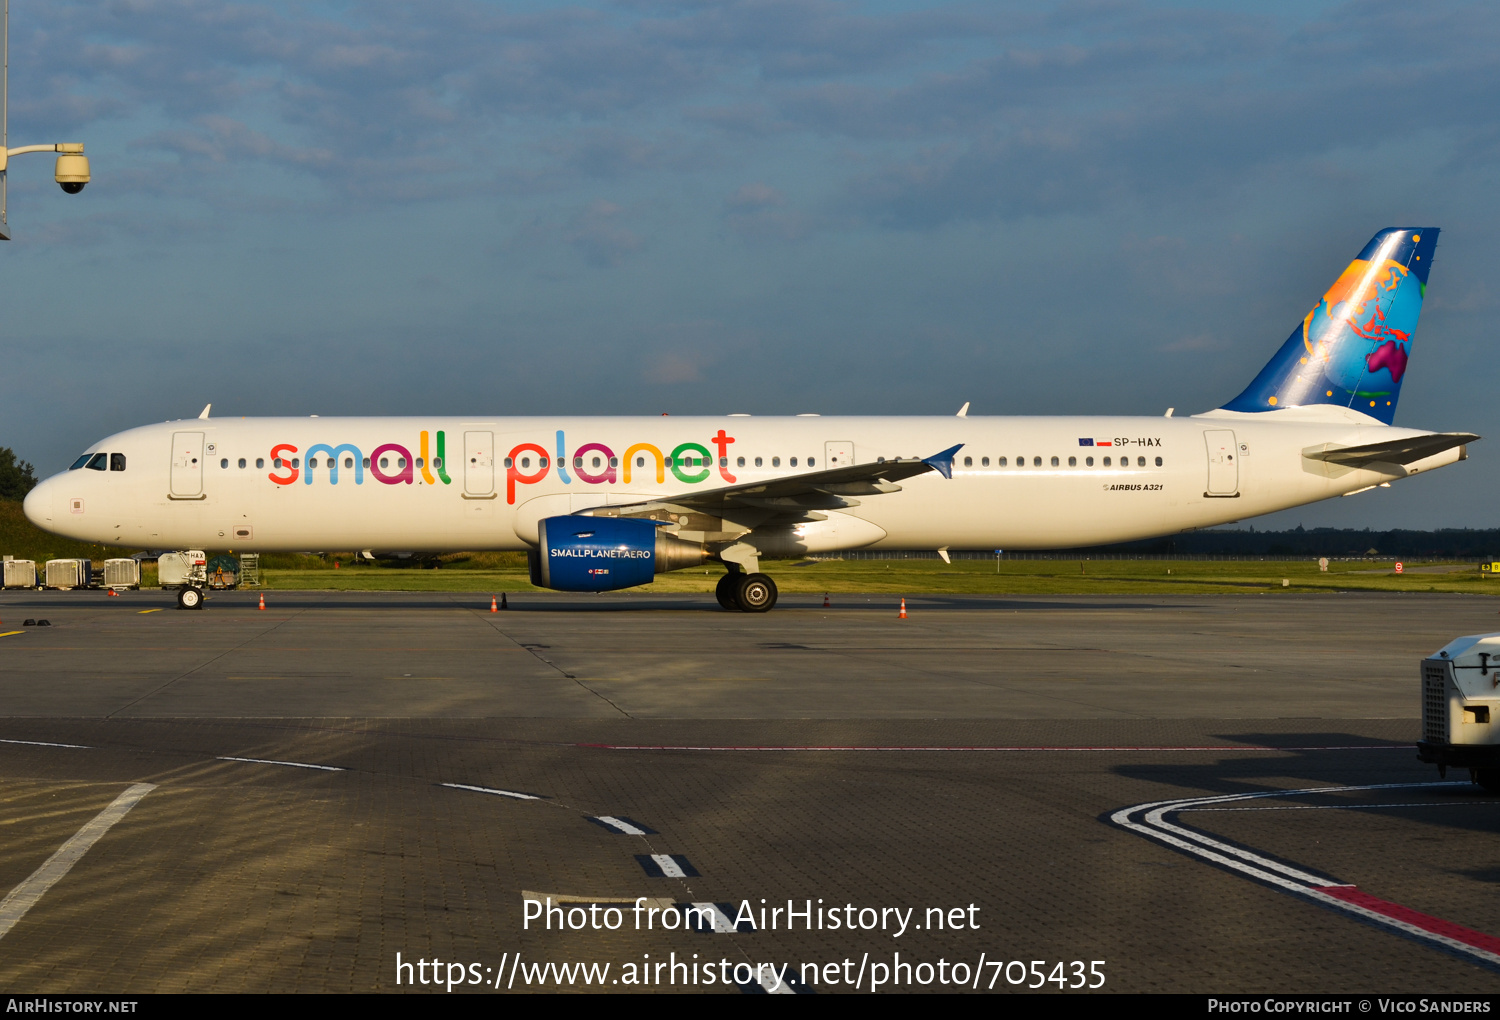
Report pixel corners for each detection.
[528,516,707,592]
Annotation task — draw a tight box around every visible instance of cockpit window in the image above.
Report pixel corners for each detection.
[110,453,127,472]
[85,453,108,471]
[69,454,91,470]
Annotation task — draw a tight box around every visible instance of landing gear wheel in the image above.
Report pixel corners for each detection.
[177,586,204,611]
[735,573,778,613]
[1477,768,1500,795]
[715,572,742,611]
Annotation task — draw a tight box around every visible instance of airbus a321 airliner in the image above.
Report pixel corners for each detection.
[25,228,1476,611]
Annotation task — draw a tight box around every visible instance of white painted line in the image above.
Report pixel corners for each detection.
[1187,801,1500,813]
[440,782,540,801]
[691,902,739,933]
[0,738,91,749]
[217,756,344,772]
[1141,802,1341,887]
[0,783,155,942]
[594,815,647,835]
[651,854,686,878]
[758,965,794,994]
[1111,781,1500,968]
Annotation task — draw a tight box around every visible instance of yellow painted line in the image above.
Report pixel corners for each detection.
[0,631,22,638]
[137,609,162,614]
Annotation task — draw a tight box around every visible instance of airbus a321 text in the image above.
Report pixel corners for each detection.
[25,228,1475,611]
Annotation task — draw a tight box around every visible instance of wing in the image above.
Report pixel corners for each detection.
[575,444,963,536]
[1304,432,1478,468]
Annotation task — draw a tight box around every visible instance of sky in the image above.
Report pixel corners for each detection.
[1,0,1498,531]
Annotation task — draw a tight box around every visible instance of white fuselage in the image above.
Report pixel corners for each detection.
[23,411,1464,554]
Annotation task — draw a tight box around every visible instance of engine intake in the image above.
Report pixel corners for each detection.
[528,516,708,592]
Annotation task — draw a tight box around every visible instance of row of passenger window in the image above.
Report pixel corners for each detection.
[507,455,815,469]
[175,451,1165,473]
[227,456,444,469]
[69,453,126,472]
[201,453,822,471]
[962,454,1163,468]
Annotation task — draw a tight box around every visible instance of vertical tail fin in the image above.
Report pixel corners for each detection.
[1220,228,1438,424]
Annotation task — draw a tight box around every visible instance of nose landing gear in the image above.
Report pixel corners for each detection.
[176,586,204,610]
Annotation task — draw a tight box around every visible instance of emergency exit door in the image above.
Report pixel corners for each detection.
[1204,429,1239,496]
[824,441,855,468]
[464,431,495,496]
[170,431,204,497]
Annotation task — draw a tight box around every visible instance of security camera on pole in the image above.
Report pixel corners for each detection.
[0,0,90,240]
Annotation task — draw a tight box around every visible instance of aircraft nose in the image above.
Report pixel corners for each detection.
[23,477,56,528]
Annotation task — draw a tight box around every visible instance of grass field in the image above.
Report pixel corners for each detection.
[5,499,1496,596]
[253,557,1500,596]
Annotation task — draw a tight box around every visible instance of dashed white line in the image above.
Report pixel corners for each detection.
[440,782,541,801]
[757,965,794,994]
[217,756,344,772]
[593,815,648,835]
[651,854,686,878]
[691,902,739,933]
[0,784,155,942]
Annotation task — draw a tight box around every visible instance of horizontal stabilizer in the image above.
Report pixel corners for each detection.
[1304,432,1478,468]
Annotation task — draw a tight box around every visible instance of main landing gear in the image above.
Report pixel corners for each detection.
[715,571,778,613]
[176,586,204,610]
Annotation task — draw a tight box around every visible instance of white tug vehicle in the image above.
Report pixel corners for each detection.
[1418,633,1500,792]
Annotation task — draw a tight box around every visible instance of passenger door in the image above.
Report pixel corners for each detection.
[464,431,495,496]
[1203,429,1239,496]
[170,432,204,497]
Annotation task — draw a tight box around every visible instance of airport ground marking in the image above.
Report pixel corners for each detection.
[637,854,699,878]
[0,631,22,638]
[691,902,742,933]
[440,782,544,800]
[216,756,344,772]
[0,738,91,749]
[1187,801,1499,812]
[0,783,155,943]
[1111,781,1500,968]
[136,609,162,614]
[590,815,655,835]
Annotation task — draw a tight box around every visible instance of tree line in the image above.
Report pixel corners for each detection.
[0,447,36,502]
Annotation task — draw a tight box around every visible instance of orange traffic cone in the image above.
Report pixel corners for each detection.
[899,597,908,619]
[823,594,830,608]
[490,596,498,613]
[258,593,265,610]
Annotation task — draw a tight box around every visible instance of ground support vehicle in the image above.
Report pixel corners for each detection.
[1417,633,1500,792]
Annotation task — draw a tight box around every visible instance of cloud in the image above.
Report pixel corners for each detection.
[8,0,1500,532]
[563,200,644,267]
[722,182,811,240]
[135,115,333,168]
